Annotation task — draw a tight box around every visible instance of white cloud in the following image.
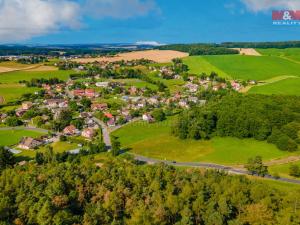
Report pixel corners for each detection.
[0,0,80,42]
[241,0,300,12]
[83,0,159,19]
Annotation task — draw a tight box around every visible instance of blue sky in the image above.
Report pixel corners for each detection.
[0,0,300,44]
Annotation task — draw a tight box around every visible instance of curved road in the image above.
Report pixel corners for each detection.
[132,154,300,185]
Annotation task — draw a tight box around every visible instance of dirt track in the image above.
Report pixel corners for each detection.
[73,50,189,63]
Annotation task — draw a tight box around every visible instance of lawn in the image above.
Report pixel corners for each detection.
[112,117,293,165]
[202,55,300,81]
[0,84,40,104]
[249,77,300,96]
[257,48,300,63]
[183,56,230,78]
[0,70,73,83]
[0,129,45,146]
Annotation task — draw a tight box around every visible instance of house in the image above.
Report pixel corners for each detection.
[184,83,199,93]
[82,128,96,139]
[179,100,189,108]
[16,109,27,117]
[142,114,154,122]
[22,101,33,110]
[129,86,138,95]
[18,137,43,150]
[45,99,68,108]
[107,118,116,127]
[104,113,114,119]
[91,103,108,111]
[63,125,77,136]
[85,89,96,98]
[95,82,109,88]
[73,89,85,97]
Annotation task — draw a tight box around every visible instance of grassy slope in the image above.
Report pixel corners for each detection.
[183,56,230,78]
[113,117,293,165]
[0,84,40,103]
[249,77,300,96]
[203,55,300,81]
[268,161,300,180]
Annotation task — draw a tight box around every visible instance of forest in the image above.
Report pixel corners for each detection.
[172,94,300,151]
[158,44,239,55]
[1,156,300,225]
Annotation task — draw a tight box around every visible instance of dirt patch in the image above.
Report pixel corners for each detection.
[0,96,4,104]
[0,67,17,73]
[73,50,189,63]
[25,65,58,72]
[265,156,300,166]
[232,48,261,56]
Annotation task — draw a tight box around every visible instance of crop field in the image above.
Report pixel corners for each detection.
[112,117,294,165]
[0,70,72,84]
[73,50,189,63]
[257,48,300,62]
[249,77,300,96]
[0,84,40,104]
[202,55,300,81]
[0,129,44,146]
[183,56,230,78]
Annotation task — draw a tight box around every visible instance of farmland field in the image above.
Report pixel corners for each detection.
[73,50,189,63]
[249,77,300,96]
[113,117,294,165]
[0,129,45,146]
[0,84,40,103]
[0,70,73,84]
[257,48,300,62]
[202,55,300,81]
[183,56,230,78]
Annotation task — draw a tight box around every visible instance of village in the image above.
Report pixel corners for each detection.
[0,57,247,152]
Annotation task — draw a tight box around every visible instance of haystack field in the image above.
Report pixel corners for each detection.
[73,50,189,63]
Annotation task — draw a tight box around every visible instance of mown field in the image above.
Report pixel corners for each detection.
[112,117,295,165]
[183,54,300,81]
[249,77,300,96]
[257,48,300,62]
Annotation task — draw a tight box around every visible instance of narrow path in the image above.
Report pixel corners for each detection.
[93,117,111,148]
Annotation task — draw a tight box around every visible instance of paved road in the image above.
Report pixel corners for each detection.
[0,126,48,133]
[133,154,300,185]
[93,117,111,148]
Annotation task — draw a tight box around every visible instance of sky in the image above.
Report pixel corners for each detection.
[0,0,300,44]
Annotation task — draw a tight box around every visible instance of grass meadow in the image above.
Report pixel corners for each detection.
[0,84,40,103]
[112,117,294,165]
[0,129,45,146]
[249,77,300,96]
[257,48,300,62]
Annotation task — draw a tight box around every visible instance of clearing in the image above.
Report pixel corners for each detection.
[73,50,189,63]
[112,117,295,165]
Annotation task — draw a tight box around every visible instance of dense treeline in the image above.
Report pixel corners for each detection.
[1,158,300,224]
[158,44,239,55]
[221,41,300,49]
[172,94,300,151]
[19,77,64,87]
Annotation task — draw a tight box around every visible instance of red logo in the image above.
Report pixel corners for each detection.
[272,10,300,20]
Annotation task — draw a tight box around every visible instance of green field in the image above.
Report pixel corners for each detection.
[257,48,300,63]
[0,129,45,146]
[0,84,40,103]
[183,56,230,78]
[112,117,294,165]
[269,162,300,180]
[202,55,300,81]
[0,70,73,84]
[249,77,300,96]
